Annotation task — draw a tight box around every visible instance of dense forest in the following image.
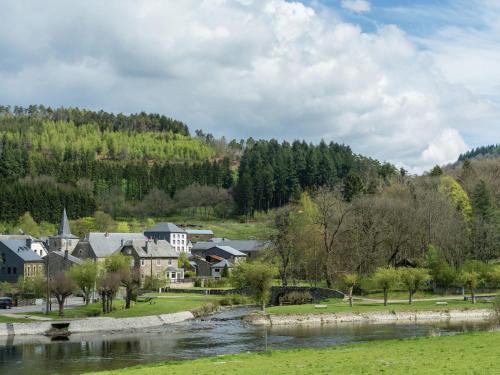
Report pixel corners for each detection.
[0,105,390,223]
[458,144,500,160]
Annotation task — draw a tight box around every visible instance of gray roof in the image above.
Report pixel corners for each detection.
[166,266,182,272]
[48,251,84,265]
[211,259,232,268]
[124,239,179,258]
[0,234,42,242]
[0,240,43,262]
[86,232,146,258]
[144,222,186,234]
[185,229,214,235]
[193,239,271,253]
[211,245,246,257]
[53,208,78,239]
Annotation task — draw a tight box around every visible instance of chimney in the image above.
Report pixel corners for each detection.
[26,238,32,248]
[64,250,69,259]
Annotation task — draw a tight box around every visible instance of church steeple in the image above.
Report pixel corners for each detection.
[58,208,73,237]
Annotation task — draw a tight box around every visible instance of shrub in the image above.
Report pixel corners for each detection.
[86,307,102,317]
[219,294,249,306]
[281,291,313,305]
[194,278,203,288]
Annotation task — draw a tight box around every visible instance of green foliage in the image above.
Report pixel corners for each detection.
[371,267,400,306]
[425,245,456,288]
[221,264,229,278]
[429,165,443,177]
[232,261,276,311]
[17,212,40,237]
[398,268,430,304]
[439,175,473,220]
[104,254,131,274]
[68,260,99,304]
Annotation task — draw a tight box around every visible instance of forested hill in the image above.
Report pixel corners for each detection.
[0,105,392,224]
[458,144,500,161]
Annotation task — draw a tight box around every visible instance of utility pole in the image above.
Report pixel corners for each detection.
[45,255,50,314]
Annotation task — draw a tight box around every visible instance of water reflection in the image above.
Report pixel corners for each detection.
[0,309,496,375]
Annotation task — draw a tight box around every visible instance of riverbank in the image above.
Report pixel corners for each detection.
[245,308,493,325]
[0,310,196,336]
[85,330,500,374]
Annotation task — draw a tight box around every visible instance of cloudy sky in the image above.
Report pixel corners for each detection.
[1,0,499,172]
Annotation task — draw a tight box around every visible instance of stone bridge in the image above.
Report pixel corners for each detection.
[269,286,344,306]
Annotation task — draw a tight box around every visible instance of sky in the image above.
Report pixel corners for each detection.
[0,0,499,173]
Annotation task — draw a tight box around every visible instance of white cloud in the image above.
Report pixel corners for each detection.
[0,0,498,173]
[341,0,371,13]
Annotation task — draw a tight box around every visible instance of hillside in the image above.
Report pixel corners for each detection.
[458,144,500,160]
[0,105,391,225]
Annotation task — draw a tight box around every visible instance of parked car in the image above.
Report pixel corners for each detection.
[0,297,13,309]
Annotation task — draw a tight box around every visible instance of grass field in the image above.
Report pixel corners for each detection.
[266,298,493,315]
[0,315,37,323]
[86,331,500,374]
[25,293,223,319]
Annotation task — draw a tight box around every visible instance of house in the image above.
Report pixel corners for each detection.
[117,238,183,284]
[185,229,214,243]
[0,239,45,283]
[191,244,247,277]
[192,239,271,258]
[211,259,233,279]
[73,232,146,262]
[0,235,48,257]
[44,250,83,278]
[48,208,80,253]
[144,223,188,253]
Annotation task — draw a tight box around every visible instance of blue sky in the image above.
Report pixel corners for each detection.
[0,0,498,172]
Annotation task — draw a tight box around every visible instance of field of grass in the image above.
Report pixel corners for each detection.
[266,298,493,315]
[0,315,37,323]
[25,293,223,320]
[86,331,500,374]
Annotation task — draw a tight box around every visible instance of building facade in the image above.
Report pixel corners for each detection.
[144,223,189,253]
[0,239,45,282]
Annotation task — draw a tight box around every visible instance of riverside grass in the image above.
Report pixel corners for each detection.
[24,293,223,320]
[266,298,493,315]
[86,331,500,375]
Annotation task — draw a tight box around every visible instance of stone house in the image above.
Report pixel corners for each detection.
[191,239,270,259]
[44,250,83,278]
[73,232,146,262]
[118,239,183,284]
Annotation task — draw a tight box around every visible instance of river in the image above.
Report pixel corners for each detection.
[0,308,497,375]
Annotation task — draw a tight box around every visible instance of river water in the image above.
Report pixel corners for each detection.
[0,308,497,375]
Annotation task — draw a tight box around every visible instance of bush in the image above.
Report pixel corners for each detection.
[205,278,229,289]
[194,278,203,287]
[280,291,313,305]
[219,294,249,306]
[494,295,500,319]
[86,307,102,317]
[191,302,219,317]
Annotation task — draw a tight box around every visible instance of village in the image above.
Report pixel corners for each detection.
[0,209,270,310]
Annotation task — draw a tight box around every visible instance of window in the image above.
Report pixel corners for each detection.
[156,259,161,265]
[168,259,172,265]
[13,267,17,274]
[69,240,72,246]
[141,259,145,267]
[7,267,11,274]
[214,269,220,273]
[171,272,176,279]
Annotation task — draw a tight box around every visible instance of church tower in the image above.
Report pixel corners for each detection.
[48,208,80,253]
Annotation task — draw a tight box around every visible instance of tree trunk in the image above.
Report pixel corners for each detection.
[261,300,266,313]
[409,290,413,305]
[383,289,388,306]
[125,288,132,309]
[471,289,476,304]
[348,287,353,307]
[101,292,106,313]
[58,296,66,317]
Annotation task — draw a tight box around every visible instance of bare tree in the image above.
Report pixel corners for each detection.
[50,272,76,317]
[313,187,352,288]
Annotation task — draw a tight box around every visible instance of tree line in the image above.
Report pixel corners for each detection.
[267,160,500,290]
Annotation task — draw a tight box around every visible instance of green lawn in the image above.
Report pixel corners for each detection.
[24,293,223,319]
[266,298,493,315]
[86,331,500,374]
[0,315,37,323]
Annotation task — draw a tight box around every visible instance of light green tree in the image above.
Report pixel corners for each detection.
[342,273,358,307]
[68,260,99,305]
[232,261,275,312]
[371,267,400,306]
[399,268,430,304]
